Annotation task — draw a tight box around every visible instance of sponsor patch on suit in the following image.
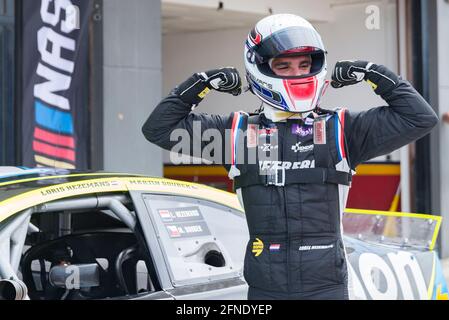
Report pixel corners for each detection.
[247,124,258,148]
[292,124,313,137]
[313,119,326,145]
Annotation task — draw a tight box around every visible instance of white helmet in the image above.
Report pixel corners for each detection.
[244,14,328,113]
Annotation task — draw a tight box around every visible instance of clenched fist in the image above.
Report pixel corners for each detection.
[331,60,372,88]
[199,67,242,96]
[173,67,242,106]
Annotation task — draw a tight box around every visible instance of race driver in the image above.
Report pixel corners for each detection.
[142,14,438,300]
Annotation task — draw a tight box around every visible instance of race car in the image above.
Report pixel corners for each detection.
[0,167,447,300]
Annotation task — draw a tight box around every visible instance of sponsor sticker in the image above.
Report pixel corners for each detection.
[165,222,211,239]
[260,143,279,152]
[157,207,203,223]
[247,124,258,148]
[158,209,172,220]
[304,117,315,126]
[291,142,314,153]
[258,128,278,138]
[292,124,313,137]
[174,209,200,218]
[39,180,122,196]
[167,225,181,238]
[252,238,264,257]
[313,119,327,145]
[259,160,315,171]
[298,244,334,251]
[198,87,211,98]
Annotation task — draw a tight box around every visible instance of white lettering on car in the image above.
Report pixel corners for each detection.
[349,251,429,300]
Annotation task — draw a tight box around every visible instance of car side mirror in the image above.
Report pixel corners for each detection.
[49,263,100,289]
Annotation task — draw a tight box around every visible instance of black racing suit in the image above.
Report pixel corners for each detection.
[142,65,438,300]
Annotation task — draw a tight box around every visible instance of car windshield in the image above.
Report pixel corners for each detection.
[343,209,441,251]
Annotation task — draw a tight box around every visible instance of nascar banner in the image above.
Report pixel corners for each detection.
[22,0,91,169]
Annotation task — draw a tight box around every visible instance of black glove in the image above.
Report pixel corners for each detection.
[331,60,369,88]
[331,60,399,95]
[173,67,242,106]
[200,68,242,95]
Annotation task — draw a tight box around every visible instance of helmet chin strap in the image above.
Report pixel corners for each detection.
[262,104,314,122]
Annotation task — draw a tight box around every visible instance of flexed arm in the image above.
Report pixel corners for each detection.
[142,67,242,162]
[331,60,438,168]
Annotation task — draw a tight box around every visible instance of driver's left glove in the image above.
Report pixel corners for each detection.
[332,60,400,95]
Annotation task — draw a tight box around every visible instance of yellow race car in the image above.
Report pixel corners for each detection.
[0,167,446,300]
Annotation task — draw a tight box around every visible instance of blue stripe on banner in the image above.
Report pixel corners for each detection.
[335,114,342,161]
[35,101,74,135]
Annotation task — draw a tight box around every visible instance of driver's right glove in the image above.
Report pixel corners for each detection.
[172,67,242,107]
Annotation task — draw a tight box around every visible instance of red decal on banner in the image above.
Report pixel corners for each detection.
[34,127,75,148]
[33,141,76,162]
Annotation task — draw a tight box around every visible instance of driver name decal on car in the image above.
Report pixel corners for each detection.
[157,207,211,239]
[165,222,211,239]
[158,207,203,223]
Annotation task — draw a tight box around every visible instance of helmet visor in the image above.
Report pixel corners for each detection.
[249,26,325,64]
